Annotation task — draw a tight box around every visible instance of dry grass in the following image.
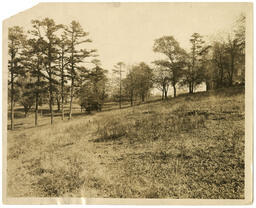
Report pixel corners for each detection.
[7,87,245,198]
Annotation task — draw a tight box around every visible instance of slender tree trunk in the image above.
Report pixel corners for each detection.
[24,109,28,118]
[119,66,122,109]
[130,90,133,106]
[61,92,65,120]
[142,94,145,102]
[164,88,168,100]
[162,83,165,100]
[173,84,177,97]
[48,94,51,110]
[61,94,64,120]
[229,55,234,87]
[35,67,40,126]
[49,71,53,125]
[220,65,224,87]
[48,43,54,125]
[69,36,74,119]
[189,82,193,94]
[10,71,14,130]
[206,81,210,91]
[61,52,64,120]
[56,98,60,111]
[166,84,169,100]
[69,77,74,120]
[50,88,53,124]
[35,92,38,126]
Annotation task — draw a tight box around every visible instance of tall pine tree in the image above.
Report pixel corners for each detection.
[31,18,62,124]
[65,21,95,119]
[8,26,26,130]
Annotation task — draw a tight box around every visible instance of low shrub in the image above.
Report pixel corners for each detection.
[30,155,85,197]
[94,116,128,142]
[93,106,207,143]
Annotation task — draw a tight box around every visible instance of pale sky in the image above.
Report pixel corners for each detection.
[5,2,249,73]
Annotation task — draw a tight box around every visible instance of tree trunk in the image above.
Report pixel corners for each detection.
[206,81,210,91]
[10,71,14,130]
[69,78,74,120]
[173,84,177,97]
[35,93,38,126]
[119,64,122,109]
[61,97,64,120]
[61,50,64,120]
[162,83,165,100]
[49,72,53,125]
[130,91,133,106]
[229,55,234,87]
[35,71,40,126]
[61,96,64,120]
[220,66,224,87]
[69,36,74,119]
[56,97,60,111]
[164,88,168,100]
[189,82,194,94]
[24,109,28,118]
[48,43,54,125]
[50,92,53,125]
[142,94,145,102]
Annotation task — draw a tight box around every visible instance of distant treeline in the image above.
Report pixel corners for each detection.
[8,14,245,130]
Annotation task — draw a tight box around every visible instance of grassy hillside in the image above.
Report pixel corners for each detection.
[7,87,245,199]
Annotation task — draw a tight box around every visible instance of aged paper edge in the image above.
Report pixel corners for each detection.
[2,2,253,205]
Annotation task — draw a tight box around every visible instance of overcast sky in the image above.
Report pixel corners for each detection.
[5,2,249,73]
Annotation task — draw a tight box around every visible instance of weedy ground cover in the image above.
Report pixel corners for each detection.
[7,87,245,198]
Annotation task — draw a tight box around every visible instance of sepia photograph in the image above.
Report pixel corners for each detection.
[2,2,253,205]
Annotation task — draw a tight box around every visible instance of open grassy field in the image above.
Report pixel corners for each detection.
[7,99,158,130]
[7,87,245,199]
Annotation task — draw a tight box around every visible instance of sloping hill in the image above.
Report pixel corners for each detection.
[7,87,245,198]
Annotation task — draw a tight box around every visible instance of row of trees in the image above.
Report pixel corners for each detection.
[151,14,245,99]
[111,14,245,104]
[110,62,154,108]
[8,14,245,129]
[8,18,108,130]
